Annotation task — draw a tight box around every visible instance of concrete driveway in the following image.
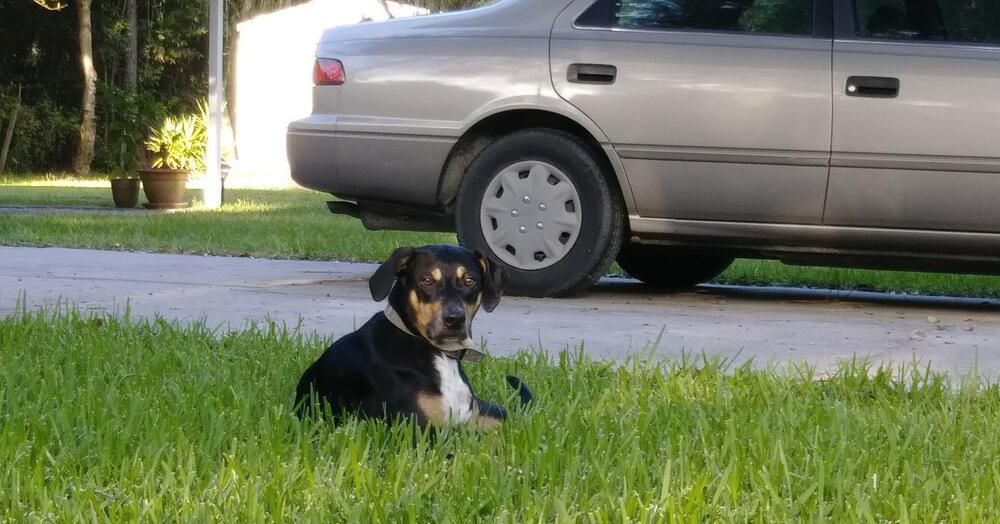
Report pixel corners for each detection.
[3,246,1000,377]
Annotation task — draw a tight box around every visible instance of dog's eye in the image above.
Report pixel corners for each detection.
[419,276,434,287]
[463,277,477,288]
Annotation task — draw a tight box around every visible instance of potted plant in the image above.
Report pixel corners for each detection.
[109,168,140,208]
[139,110,206,209]
[104,87,161,208]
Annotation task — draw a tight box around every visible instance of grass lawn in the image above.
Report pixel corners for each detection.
[2,175,1000,298]
[4,308,1000,521]
[0,175,451,263]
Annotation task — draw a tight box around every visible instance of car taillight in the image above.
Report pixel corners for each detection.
[313,58,345,86]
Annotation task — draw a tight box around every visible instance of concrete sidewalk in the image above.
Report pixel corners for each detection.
[3,246,1000,377]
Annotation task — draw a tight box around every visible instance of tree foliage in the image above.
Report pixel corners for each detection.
[1,0,485,173]
[409,0,490,12]
[1,0,314,173]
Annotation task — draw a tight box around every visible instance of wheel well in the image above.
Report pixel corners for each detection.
[436,110,620,210]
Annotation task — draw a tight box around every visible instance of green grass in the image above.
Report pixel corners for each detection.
[0,176,452,262]
[0,176,116,207]
[3,308,1000,521]
[2,175,1000,297]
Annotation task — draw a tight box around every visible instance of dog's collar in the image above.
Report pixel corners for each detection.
[383,306,486,362]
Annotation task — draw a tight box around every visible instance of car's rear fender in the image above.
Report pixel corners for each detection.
[304,31,557,207]
[290,0,637,214]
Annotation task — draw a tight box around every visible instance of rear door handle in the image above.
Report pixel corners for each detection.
[846,76,900,98]
[568,63,617,84]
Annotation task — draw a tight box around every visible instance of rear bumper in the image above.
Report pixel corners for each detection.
[286,126,339,194]
[286,118,456,207]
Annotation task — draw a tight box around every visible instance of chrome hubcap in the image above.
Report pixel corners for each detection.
[479,160,582,270]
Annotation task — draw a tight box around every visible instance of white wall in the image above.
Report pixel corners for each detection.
[233,0,427,188]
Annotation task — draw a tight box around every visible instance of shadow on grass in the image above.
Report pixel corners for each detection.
[592,277,1000,312]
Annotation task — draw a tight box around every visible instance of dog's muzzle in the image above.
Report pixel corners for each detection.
[385,306,484,361]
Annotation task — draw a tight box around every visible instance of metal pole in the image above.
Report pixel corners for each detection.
[204,0,224,208]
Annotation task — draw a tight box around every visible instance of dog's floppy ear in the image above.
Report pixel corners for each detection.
[476,251,506,312]
[369,247,415,302]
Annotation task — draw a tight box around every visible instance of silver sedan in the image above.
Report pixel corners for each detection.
[287,0,1000,297]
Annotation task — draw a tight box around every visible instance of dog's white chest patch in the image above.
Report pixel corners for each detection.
[433,354,473,424]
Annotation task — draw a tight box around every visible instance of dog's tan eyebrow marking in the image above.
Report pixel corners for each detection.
[456,266,466,279]
[431,268,442,281]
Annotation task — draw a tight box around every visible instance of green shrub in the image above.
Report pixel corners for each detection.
[93,85,165,173]
[0,88,77,173]
[411,0,491,12]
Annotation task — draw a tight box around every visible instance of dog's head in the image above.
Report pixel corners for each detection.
[369,245,506,351]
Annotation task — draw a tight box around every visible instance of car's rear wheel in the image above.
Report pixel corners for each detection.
[616,244,733,289]
[456,129,623,297]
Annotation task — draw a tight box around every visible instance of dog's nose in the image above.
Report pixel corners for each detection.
[443,312,465,328]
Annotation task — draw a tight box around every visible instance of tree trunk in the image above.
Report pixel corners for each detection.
[125,0,137,90]
[72,0,97,177]
[379,0,395,19]
[0,85,22,175]
[226,21,238,160]
[125,0,144,168]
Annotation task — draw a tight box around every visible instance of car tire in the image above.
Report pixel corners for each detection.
[616,244,733,289]
[455,128,623,297]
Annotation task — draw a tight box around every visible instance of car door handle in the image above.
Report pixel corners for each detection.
[568,63,617,84]
[846,76,900,98]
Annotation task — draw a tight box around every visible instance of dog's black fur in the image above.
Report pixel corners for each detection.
[295,245,531,427]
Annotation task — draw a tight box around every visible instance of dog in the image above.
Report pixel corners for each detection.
[295,244,531,428]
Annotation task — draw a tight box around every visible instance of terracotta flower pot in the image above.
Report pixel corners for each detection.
[138,168,190,209]
[110,178,140,208]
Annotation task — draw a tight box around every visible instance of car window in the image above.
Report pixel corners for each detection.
[613,0,814,35]
[854,0,1000,44]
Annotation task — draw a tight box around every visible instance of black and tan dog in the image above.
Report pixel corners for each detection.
[295,245,531,428]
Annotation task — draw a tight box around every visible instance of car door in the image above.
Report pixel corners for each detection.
[550,0,833,224]
[824,0,1000,233]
